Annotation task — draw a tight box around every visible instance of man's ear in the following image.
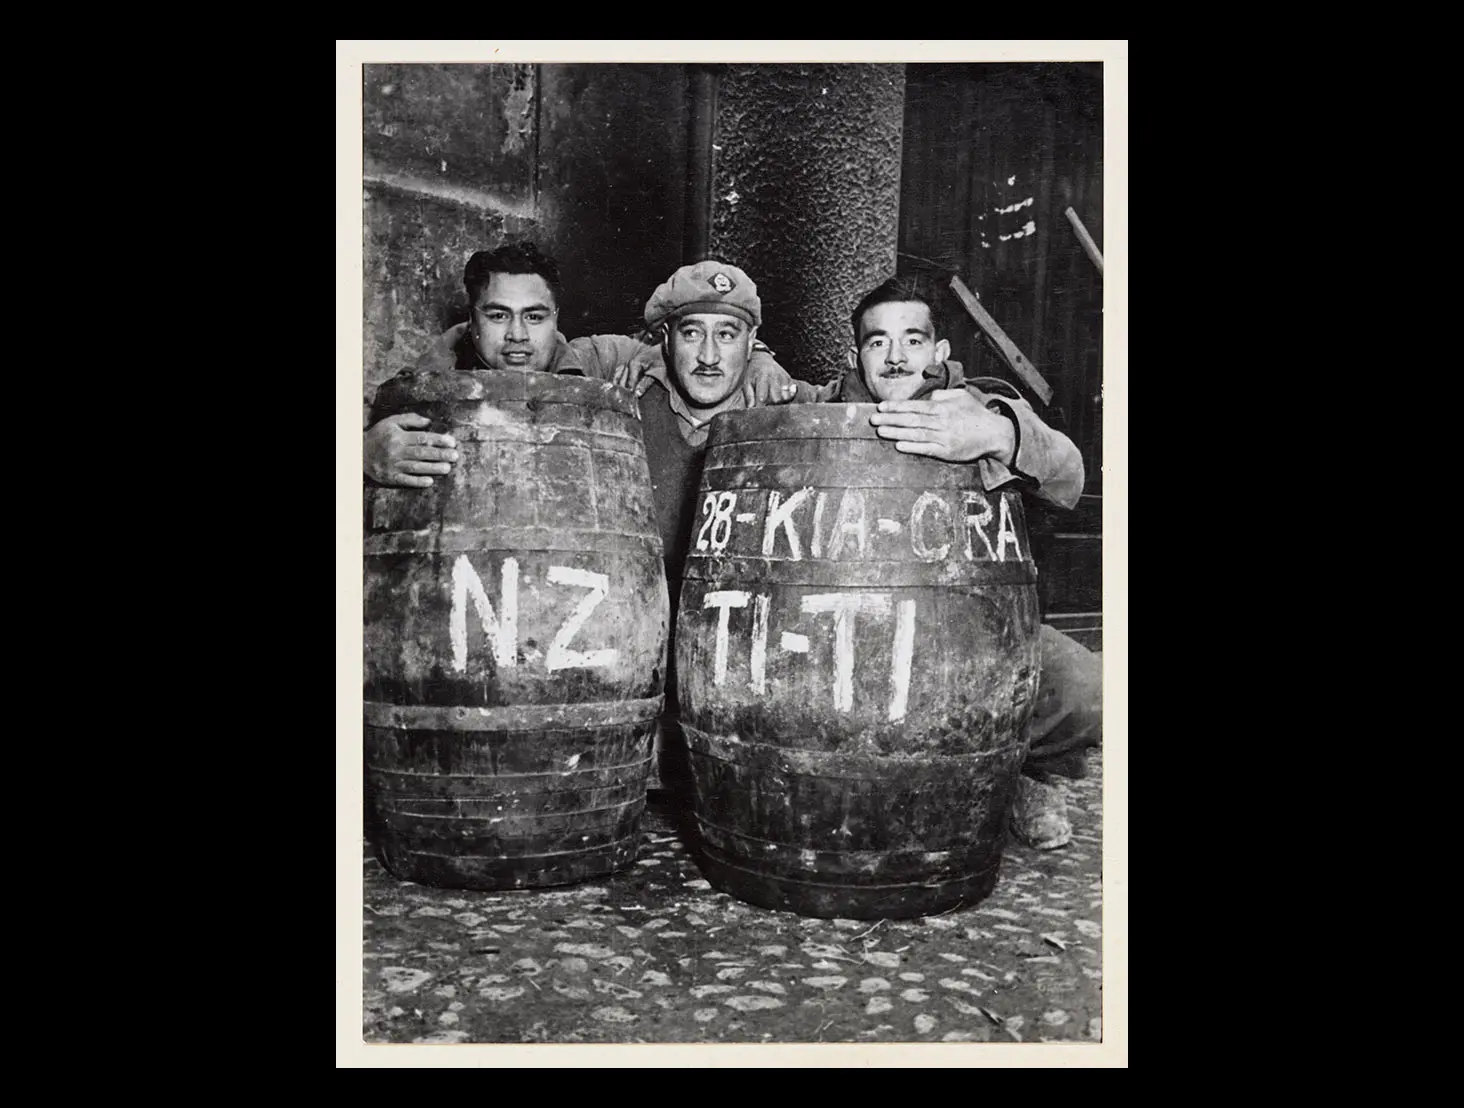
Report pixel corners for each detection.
[935,338,951,364]
[845,348,858,371]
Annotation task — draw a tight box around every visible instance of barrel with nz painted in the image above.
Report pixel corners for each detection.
[364,368,669,890]
[676,403,1041,919]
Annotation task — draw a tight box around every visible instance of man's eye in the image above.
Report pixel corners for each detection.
[485,312,509,324]
[717,331,736,342]
[526,313,547,325]
[866,339,885,350]
[908,338,924,347]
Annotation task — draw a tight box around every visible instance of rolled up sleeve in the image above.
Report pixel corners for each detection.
[973,390,1085,510]
[561,334,649,380]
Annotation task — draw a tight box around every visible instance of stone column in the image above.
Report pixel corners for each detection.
[709,64,906,385]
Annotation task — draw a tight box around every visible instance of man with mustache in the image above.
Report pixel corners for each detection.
[556,259,808,790]
[820,275,1101,851]
[560,259,796,592]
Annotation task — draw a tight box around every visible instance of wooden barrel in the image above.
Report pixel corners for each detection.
[675,403,1041,919]
[364,369,669,890]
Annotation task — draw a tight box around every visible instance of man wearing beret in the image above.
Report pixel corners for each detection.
[364,242,798,487]
[556,259,815,790]
[559,259,811,591]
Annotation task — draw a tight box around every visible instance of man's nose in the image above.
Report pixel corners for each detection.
[885,344,905,365]
[506,314,529,341]
[699,334,720,365]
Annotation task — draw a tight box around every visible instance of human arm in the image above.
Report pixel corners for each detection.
[979,387,1085,509]
[364,332,463,488]
[867,385,1084,509]
[741,342,799,406]
[561,334,651,385]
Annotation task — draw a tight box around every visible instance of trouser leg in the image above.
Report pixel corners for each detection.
[1022,623,1103,782]
[649,640,692,798]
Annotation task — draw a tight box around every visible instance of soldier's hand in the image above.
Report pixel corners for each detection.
[742,378,799,408]
[741,347,799,408]
[868,388,1016,464]
[364,413,460,488]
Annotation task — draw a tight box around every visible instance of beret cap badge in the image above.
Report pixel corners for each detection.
[643,260,760,330]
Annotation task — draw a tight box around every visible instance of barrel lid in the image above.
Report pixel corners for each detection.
[372,367,640,419]
[707,403,885,445]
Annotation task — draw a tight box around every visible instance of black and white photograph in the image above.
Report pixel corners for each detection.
[337,40,1126,1067]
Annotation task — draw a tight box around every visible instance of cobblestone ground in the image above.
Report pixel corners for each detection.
[362,754,1102,1045]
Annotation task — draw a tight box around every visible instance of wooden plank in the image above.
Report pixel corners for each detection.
[1064,206,1104,275]
[948,275,1054,405]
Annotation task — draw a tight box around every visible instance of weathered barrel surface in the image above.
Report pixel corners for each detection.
[676,403,1041,919]
[364,369,669,890]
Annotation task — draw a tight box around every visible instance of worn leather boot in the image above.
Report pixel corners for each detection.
[1009,775,1072,850]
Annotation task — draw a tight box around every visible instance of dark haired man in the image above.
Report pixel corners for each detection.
[829,275,1102,850]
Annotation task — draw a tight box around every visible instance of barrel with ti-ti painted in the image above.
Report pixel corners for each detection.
[364,369,670,890]
[676,403,1041,919]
